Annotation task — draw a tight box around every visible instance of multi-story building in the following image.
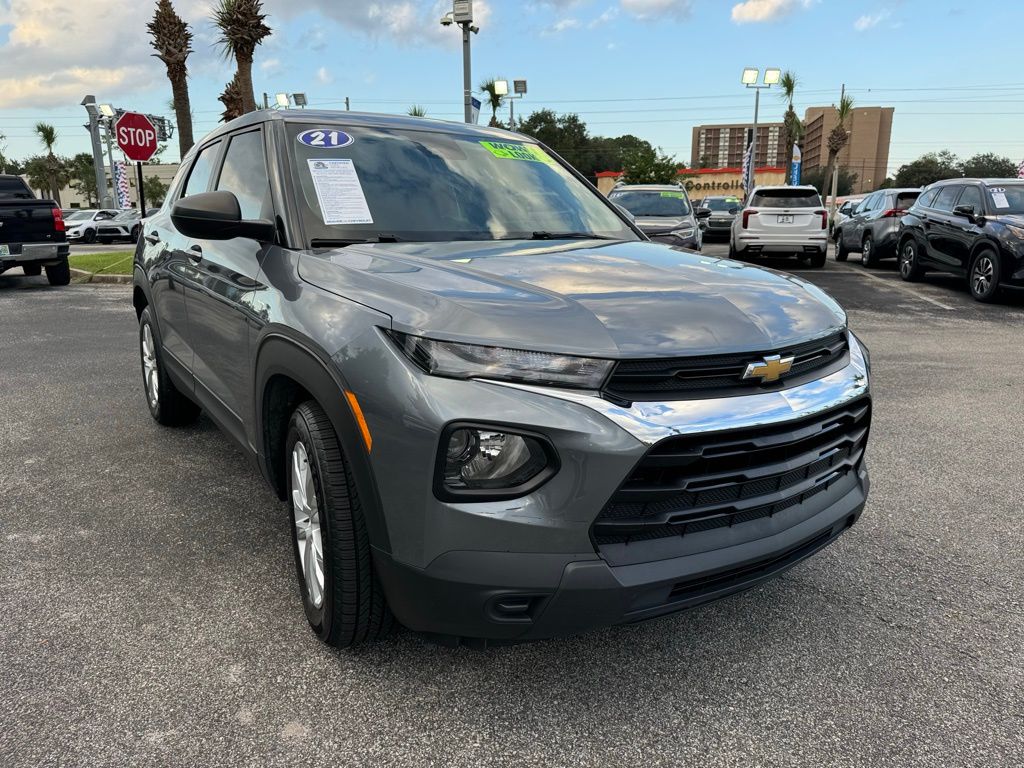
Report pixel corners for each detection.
[801,106,894,195]
[691,122,787,169]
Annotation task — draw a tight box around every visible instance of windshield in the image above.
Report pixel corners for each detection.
[985,185,1024,215]
[609,189,691,217]
[65,211,96,221]
[702,197,740,212]
[112,210,140,222]
[750,189,822,208]
[287,124,636,243]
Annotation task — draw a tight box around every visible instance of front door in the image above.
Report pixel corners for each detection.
[925,184,963,269]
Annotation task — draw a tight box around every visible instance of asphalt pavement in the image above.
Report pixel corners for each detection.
[1,252,1022,767]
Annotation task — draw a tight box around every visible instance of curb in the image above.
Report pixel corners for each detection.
[71,268,131,285]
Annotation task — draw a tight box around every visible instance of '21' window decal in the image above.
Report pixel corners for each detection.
[296,129,354,148]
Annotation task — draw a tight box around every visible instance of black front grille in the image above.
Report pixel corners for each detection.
[604,331,848,402]
[593,399,870,547]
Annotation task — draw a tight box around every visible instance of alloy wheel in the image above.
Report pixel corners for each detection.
[899,242,915,278]
[141,323,159,409]
[291,441,325,608]
[861,237,872,265]
[972,255,995,297]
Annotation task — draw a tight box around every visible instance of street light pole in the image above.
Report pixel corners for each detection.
[741,67,780,191]
[462,22,472,124]
[81,95,109,208]
[751,87,760,185]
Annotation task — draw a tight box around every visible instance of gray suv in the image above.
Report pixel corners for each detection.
[133,111,871,648]
[608,183,709,250]
[835,188,920,266]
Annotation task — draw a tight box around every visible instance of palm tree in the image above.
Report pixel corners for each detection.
[34,122,63,205]
[212,0,271,115]
[778,70,802,182]
[218,72,247,122]
[407,105,427,117]
[479,78,505,127]
[819,94,855,208]
[147,0,195,157]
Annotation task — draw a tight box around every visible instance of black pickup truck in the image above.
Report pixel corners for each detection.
[0,175,70,285]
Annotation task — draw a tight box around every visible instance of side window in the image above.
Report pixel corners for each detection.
[917,188,938,209]
[860,193,879,212]
[216,129,271,220]
[932,185,962,213]
[957,185,983,213]
[181,141,221,199]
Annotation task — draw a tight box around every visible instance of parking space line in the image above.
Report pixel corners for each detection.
[822,263,957,310]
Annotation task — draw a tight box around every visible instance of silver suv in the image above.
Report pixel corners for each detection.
[609,183,709,251]
[730,185,829,267]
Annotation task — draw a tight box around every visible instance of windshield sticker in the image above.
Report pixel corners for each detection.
[991,190,1009,208]
[297,129,354,149]
[479,141,554,164]
[660,191,684,198]
[306,159,373,225]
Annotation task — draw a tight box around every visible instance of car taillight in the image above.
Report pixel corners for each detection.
[742,209,757,228]
[816,209,827,229]
[881,208,902,218]
[51,208,65,232]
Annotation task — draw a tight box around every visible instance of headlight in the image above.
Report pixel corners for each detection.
[388,330,613,389]
[438,425,555,497]
[1006,224,1024,240]
[671,227,695,238]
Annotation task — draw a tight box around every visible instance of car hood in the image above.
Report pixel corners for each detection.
[298,239,846,358]
[634,216,694,233]
[988,213,1024,228]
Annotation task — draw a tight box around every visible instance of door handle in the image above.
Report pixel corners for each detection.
[144,231,160,245]
[188,244,203,263]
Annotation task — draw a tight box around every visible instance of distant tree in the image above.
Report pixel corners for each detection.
[877,177,895,189]
[24,155,69,201]
[801,166,858,197]
[621,145,681,185]
[148,0,195,156]
[143,175,169,205]
[779,70,803,178]
[68,152,99,206]
[958,152,1017,179]
[218,71,247,122]
[213,0,272,115]
[33,122,65,205]
[698,154,714,169]
[478,78,506,127]
[893,151,960,188]
[407,105,428,117]
[819,93,854,204]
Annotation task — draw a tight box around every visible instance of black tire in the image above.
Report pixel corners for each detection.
[898,238,925,282]
[286,401,394,648]
[968,248,1001,303]
[835,231,849,261]
[82,228,96,244]
[45,259,71,286]
[860,233,879,267]
[131,225,141,242]
[138,307,200,426]
[22,264,42,276]
[802,249,827,268]
[728,237,739,259]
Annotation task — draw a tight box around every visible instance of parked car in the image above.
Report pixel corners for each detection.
[834,188,920,267]
[730,185,829,267]
[608,183,709,250]
[134,111,871,648]
[830,198,863,240]
[697,195,742,240]
[897,178,1024,302]
[96,208,160,244]
[0,174,70,285]
[64,209,120,243]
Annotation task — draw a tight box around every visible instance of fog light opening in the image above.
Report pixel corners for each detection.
[436,425,557,500]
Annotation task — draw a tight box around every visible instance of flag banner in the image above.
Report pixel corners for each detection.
[741,142,754,194]
[790,145,802,185]
[1017,158,1024,179]
[114,161,132,208]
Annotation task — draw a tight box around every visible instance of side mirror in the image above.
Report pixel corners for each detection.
[953,204,976,219]
[728,207,740,215]
[613,202,636,223]
[171,190,276,242]
[693,207,712,219]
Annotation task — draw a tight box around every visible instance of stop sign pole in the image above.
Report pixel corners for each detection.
[114,111,158,212]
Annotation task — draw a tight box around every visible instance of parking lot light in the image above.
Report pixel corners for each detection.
[763,68,781,85]
[741,67,759,85]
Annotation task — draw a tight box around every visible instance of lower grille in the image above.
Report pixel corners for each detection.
[594,399,870,547]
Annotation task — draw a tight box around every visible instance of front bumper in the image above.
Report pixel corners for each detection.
[360,332,871,643]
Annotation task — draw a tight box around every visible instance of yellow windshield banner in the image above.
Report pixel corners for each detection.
[479,141,554,164]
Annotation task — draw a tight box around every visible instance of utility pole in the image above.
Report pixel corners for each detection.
[461,21,472,123]
[103,119,117,207]
[829,83,844,216]
[81,95,110,208]
[345,97,350,111]
[751,87,760,187]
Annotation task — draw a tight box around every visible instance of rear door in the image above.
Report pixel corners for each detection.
[750,188,822,236]
[926,185,964,269]
[847,192,880,247]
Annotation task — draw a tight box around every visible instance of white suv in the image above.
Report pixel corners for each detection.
[729,186,828,267]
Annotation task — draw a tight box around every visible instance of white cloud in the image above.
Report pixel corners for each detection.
[316,66,334,85]
[854,10,890,31]
[730,0,814,24]
[260,58,282,74]
[619,0,695,21]
[590,6,620,27]
[545,17,581,34]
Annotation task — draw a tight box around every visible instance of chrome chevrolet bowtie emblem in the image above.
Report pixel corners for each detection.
[743,354,794,383]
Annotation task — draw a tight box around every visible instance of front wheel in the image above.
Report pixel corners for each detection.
[898,239,925,282]
[801,250,827,268]
[287,401,394,648]
[969,249,1001,303]
[860,233,879,267]
[45,259,70,286]
[82,228,96,244]
[835,232,849,261]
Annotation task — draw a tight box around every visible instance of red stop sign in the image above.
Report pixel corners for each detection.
[114,112,158,162]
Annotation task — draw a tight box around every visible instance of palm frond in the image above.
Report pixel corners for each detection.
[213,0,271,61]
[148,0,193,71]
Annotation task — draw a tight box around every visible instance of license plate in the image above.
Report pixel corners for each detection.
[0,245,9,256]
[777,215,795,224]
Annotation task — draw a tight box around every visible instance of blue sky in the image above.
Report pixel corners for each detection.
[0,0,1021,177]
